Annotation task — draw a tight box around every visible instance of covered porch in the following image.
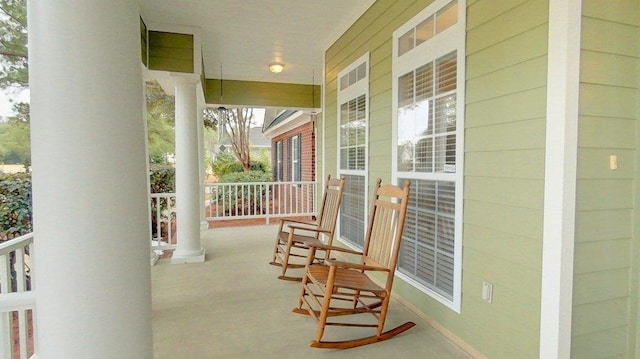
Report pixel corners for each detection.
[152,224,472,358]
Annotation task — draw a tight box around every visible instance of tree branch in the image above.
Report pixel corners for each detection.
[0,48,27,59]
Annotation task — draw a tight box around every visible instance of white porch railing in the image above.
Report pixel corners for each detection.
[150,193,177,253]
[205,181,317,224]
[0,233,34,359]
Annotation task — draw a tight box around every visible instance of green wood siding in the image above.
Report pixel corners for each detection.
[463,0,548,357]
[573,1,640,358]
[148,31,194,73]
[204,79,319,108]
[323,0,547,358]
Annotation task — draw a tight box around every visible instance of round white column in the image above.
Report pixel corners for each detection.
[28,1,153,358]
[197,104,209,230]
[172,77,205,263]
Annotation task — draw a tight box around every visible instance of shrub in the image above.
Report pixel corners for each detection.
[149,164,175,239]
[219,170,272,183]
[211,151,243,177]
[0,173,32,240]
[215,170,272,216]
[149,163,175,193]
[212,150,272,177]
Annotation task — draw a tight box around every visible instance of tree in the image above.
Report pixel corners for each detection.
[217,107,255,171]
[0,0,29,168]
[145,80,175,163]
[0,0,28,101]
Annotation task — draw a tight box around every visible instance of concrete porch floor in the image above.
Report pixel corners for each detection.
[151,225,473,359]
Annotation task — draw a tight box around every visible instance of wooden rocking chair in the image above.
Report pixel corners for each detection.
[269,175,346,281]
[293,178,414,349]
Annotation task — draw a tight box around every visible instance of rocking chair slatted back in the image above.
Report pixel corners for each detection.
[362,181,408,270]
[316,177,343,235]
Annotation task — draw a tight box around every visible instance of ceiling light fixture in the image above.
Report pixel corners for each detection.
[269,63,284,74]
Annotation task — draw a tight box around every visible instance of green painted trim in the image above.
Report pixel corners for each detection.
[204,79,321,108]
[140,17,148,67]
[148,31,194,73]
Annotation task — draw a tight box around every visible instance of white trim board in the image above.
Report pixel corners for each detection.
[540,0,581,358]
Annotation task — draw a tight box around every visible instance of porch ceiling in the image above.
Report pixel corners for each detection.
[140,0,376,85]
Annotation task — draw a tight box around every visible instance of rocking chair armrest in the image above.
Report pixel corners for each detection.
[307,243,362,255]
[286,223,330,234]
[324,259,389,272]
[280,218,317,226]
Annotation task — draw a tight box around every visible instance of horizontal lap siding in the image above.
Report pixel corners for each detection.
[572,1,640,358]
[463,0,548,357]
[148,31,194,73]
[326,0,547,358]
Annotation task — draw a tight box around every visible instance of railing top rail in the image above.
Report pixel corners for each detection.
[0,291,35,312]
[150,193,177,197]
[206,181,316,186]
[0,232,34,252]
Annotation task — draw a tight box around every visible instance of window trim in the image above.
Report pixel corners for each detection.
[292,134,301,182]
[336,52,370,250]
[275,140,283,181]
[391,0,465,313]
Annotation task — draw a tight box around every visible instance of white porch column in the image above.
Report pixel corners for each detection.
[172,76,206,263]
[197,103,209,230]
[28,1,153,358]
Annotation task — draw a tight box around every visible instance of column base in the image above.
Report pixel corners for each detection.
[200,221,210,231]
[171,248,206,264]
[150,251,159,266]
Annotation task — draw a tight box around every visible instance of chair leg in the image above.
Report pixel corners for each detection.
[294,270,311,314]
[269,222,286,266]
[279,237,293,277]
[279,232,302,281]
[312,266,337,345]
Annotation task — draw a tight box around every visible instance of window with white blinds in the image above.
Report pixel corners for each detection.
[337,53,369,248]
[340,95,367,171]
[392,0,464,312]
[339,174,366,247]
[397,52,457,173]
[399,179,456,299]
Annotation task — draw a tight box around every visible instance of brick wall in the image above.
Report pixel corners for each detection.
[271,121,315,182]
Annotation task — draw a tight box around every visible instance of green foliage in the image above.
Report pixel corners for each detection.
[218,170,272,183]
[149,164,175,239]
[0,119,29,166]
[0,0,28,90]
[211,151,244,177]
[251,148,272,172]
[146,80,175,164]
[215,170,272,216]
[0,172,31,239]
[212,150,272,178]
[0,0,30,166]
[149,163,175,193]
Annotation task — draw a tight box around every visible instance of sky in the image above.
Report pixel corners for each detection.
[0,88,29,119]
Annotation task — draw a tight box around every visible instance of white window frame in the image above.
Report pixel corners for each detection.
[275,140,283,181]
[391,0,465,312]
[292,134,301,182]
[337,53,369,250]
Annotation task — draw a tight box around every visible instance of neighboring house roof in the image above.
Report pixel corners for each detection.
[248,127,270,148]
[262,109,313,139]
[218,127,270,149]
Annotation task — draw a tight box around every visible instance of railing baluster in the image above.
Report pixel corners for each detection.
[202,180,318,224]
